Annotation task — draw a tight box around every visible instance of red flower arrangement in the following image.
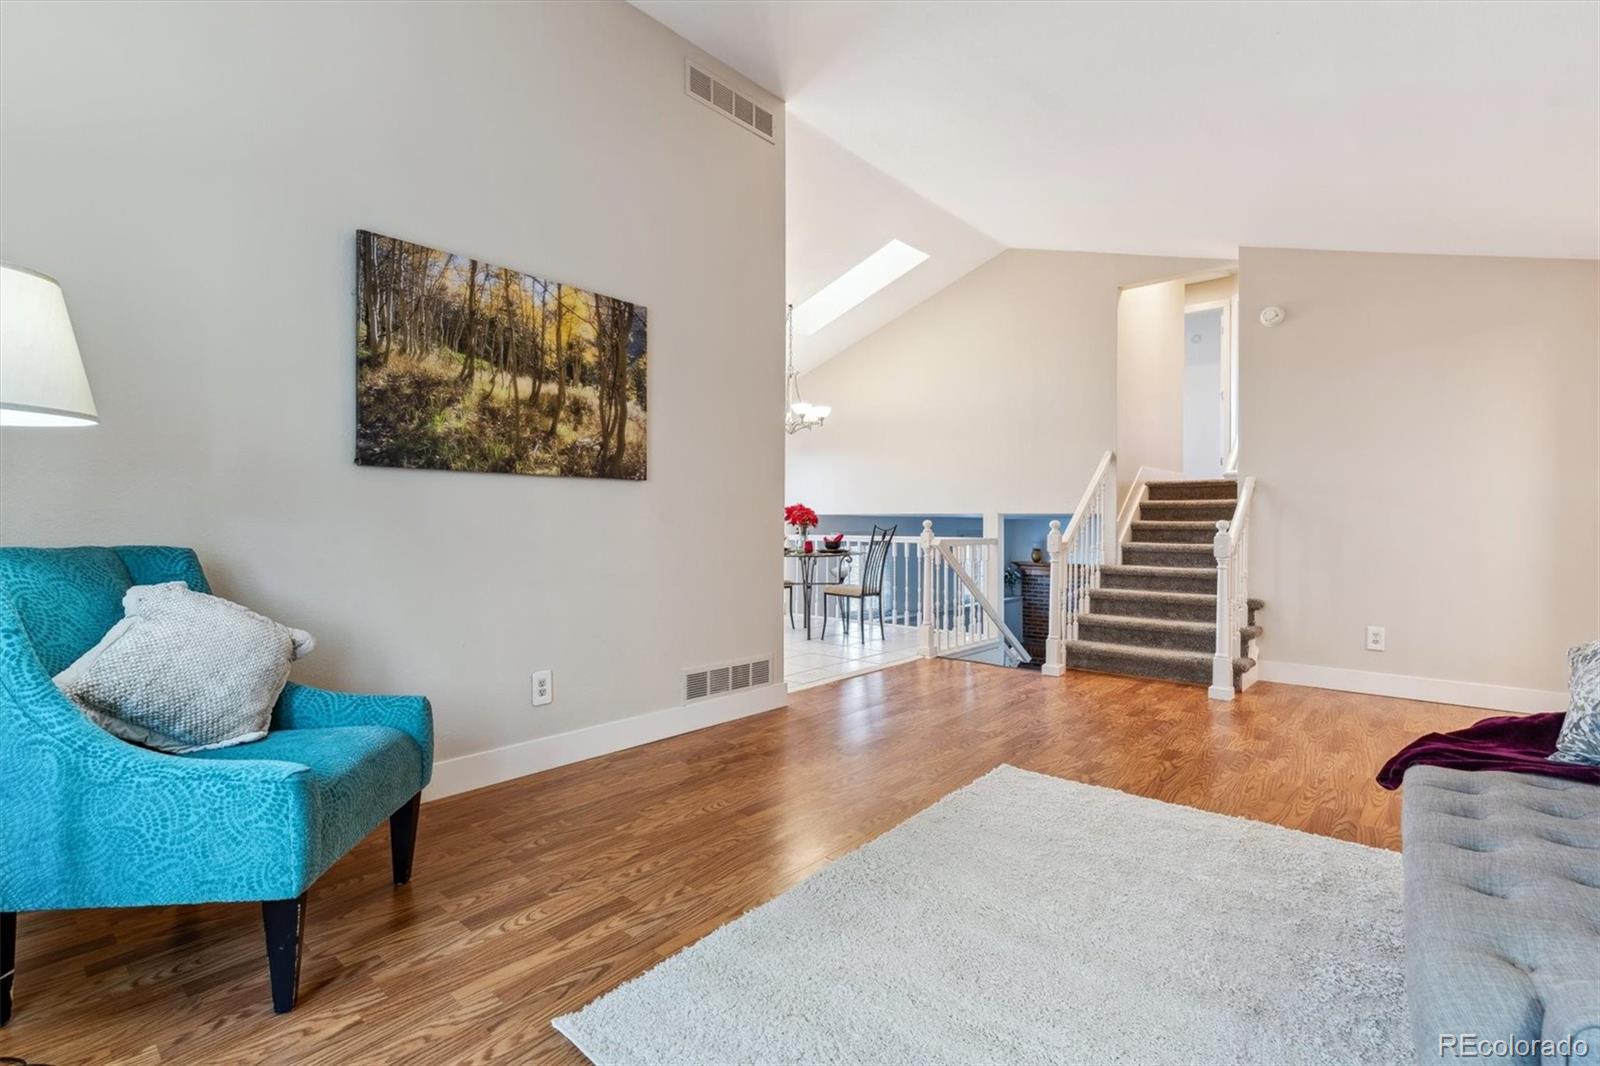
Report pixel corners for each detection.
[784,503,819,531]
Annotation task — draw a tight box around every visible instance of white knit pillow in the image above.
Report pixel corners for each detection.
[54,582,314,754]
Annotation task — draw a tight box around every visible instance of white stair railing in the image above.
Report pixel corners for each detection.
[917,523,1031,664]
[1043,450,1118,676]
[1208,476,1257,700]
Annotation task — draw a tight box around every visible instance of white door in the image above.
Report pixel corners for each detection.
[1182,305,1228,477]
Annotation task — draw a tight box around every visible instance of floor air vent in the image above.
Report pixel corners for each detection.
[684,656,774,703]
[685,60,774,143]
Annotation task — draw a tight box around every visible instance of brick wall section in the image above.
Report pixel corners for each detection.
[1018,563,1051,660]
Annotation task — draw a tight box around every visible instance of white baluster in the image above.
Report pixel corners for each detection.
[953,541,966,640]
[896,542,903,627]
[1072,560,1081,642]
[1102,456,1119,566]
[918,521,936,657]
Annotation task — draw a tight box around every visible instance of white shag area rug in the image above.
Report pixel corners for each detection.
[553,765,1408,1065]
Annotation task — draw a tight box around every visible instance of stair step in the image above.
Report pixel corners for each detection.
[1077,612,1263,654]
[1085,587,1216,622]
[1145,478,1239,502]
[1139,499,1236,523]
[1129,520,1219,545]
[1062,639,1253,687]
[1078,613,1217,653]
[1100,564,1217,594]
[1120,542,1216,569]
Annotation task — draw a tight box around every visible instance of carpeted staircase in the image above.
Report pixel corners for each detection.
[1062,477,1262,688]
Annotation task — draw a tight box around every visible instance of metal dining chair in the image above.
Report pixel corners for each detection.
[821,524,896,641]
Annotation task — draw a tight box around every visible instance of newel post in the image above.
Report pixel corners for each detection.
[918,520,936,658]
[1208,519,1235,700]
[1042,519,1065,677]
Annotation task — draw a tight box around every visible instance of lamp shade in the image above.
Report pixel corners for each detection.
[1,264,97,426]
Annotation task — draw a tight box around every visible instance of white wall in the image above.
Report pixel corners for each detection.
[785,250,1223,515]
[1185,275,1239,307]
[1239,246,1598,699]
[0,1,786,787]
[1115,280,1188,490]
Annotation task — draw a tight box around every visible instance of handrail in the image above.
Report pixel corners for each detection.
[916,525,1031,664]
[1208,475,1257,700]
[934,540,1031,664]
[788,532,924,628]
[812,533,921,545]
[1225,476,1255,542]
[1058,450,1116,556]
[1043,450,1118,676]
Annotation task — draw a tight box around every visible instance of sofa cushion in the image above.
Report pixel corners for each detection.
[1535,976,1600,1066]
[183,725,423,881]
[1552,641,1600,767]
[1402,765,1600,1065]
[0,546,132,675]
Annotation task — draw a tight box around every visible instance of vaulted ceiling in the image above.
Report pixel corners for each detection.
[636,0,1598,367]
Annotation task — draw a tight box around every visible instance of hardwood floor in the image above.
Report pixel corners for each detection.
[1,662,1483,1065]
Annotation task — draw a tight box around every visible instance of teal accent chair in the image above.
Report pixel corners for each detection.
[0,546,433,1022]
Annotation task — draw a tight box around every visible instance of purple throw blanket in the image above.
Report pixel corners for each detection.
[1377,712,1600,790]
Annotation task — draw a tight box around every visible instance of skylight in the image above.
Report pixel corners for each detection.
[793,239,929,336]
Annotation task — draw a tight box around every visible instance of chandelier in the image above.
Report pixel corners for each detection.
[784,303,830,434]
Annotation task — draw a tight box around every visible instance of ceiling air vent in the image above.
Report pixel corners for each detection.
[684,656,774,703]
[685,60,775,144]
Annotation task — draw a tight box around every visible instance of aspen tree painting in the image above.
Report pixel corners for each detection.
[355,231,647,480]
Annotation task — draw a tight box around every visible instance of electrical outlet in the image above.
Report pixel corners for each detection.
[1365,626,1386,652]
[530,669,553,706]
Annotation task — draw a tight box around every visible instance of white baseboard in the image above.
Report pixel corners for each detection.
[422,683,788,802]
[1258,660,1565,714]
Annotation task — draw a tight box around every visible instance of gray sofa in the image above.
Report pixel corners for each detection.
[1403,765,1600,1066]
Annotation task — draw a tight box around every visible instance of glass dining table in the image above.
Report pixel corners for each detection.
[784,547,854,639]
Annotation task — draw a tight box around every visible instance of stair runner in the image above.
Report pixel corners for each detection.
[1061,478,1263,688]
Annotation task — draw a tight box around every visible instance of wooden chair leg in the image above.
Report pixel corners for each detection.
[2,911,16,1026]
[262,894,307,1014]
[390,792,421,886]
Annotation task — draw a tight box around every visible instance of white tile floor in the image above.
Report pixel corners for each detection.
[783,612,922,690]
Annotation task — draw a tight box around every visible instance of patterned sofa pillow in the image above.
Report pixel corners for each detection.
[1550,641,1600,767]
[54,582,314,753]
